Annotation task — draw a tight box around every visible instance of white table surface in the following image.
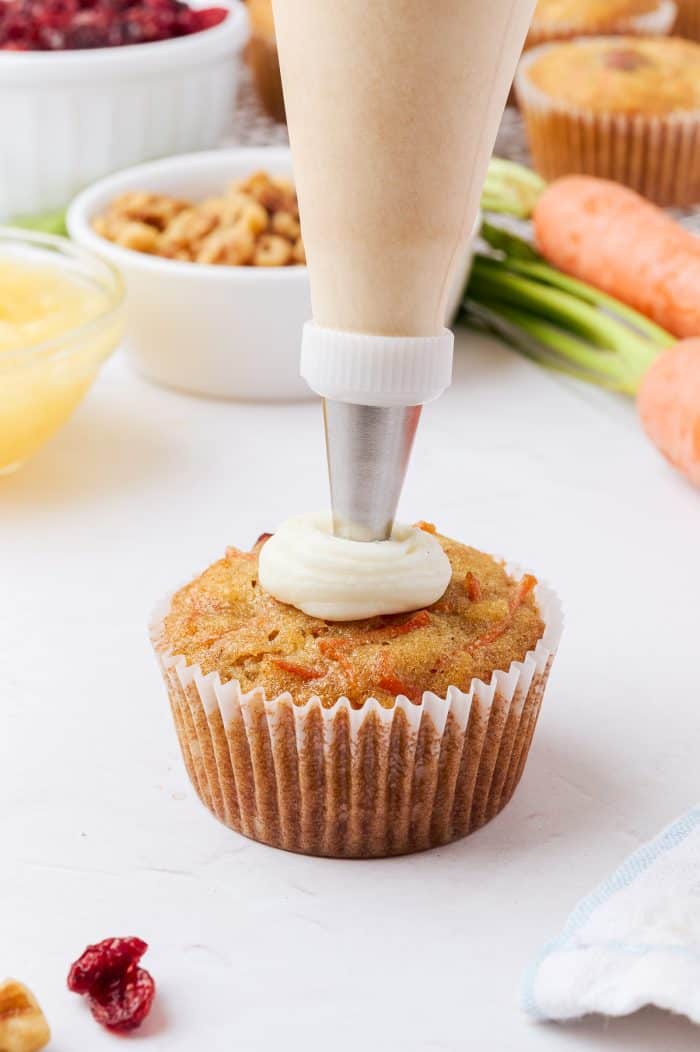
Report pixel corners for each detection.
[3,330,699,1051]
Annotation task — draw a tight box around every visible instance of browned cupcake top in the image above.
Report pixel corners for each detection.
[532,0,664,32]
[246,0,275,38]
[159,528,544,708]
[525,37,700,115]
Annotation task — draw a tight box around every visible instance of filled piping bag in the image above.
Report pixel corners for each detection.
[272,0,536,540]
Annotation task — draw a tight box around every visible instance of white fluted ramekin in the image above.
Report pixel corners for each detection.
[0,0,249,219]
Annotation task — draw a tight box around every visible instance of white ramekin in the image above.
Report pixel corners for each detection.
[68,147,479,402]
[68,147,313,400]
[0,1,249,219]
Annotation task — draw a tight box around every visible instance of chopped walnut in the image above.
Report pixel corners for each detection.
[0,980,50,1052]
[196,226,256,266]
[105,190,188,230]
[292,237,306,264]
[271,210,301,241]
[158,208,217,253]
[234,171,296,214]
[254,234,293,267]
[238,201,270,237]
[114,221,159,254]
[92,171,304,268]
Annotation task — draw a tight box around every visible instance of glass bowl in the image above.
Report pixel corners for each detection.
[0,226,125,475]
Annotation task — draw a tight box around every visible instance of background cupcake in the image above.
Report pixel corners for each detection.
[525,0,678,48]
[674,0,700,39]
[150,528,562,859]
[245,0,285,122]
[515,36,700,205]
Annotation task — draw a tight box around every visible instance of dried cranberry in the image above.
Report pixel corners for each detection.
[174,4,195,31]
[68,937,155,1034]
[193,5,225,29]
[0,11,38,48]
[36,0,77,28]
[68,936,148,994]
[120,8,163,42]
[0,0,225,49]
[36,24,64,44]
[87,965,156,1034]
[64,8,111,46]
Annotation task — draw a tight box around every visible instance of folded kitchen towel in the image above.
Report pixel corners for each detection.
[522,807,700,1025]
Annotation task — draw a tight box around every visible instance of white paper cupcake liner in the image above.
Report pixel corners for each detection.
[674,0,700,40]
[516,40,700,206]
[525,0,677,49]
[150,567,563,859]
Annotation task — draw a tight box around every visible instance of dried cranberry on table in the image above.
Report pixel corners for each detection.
[67,936,156,1034]
[0,0,227,50]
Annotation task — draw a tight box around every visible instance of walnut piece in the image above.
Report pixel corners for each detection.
[0,980,50,1052]
[196,226,256,266]
[106,191,189,230]
[271,210,301,241]
[254,234,293,267]
[114,221,159,254]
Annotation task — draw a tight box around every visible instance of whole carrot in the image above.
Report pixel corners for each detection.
[637,340,700,489]
[534,176,700,340]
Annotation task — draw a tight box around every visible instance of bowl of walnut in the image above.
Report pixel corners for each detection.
[67,147,313,400]
[68,145,478,401]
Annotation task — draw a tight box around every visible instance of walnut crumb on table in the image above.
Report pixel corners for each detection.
[0,980,51,1052]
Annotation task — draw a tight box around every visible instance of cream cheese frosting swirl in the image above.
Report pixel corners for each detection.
[258,512,452,621]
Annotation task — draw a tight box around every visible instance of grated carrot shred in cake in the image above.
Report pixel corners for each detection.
[162,531,544,708]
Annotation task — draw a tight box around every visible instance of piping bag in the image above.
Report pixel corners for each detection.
[272,0,536,541]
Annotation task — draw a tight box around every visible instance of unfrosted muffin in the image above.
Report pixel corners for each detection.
[516,36,700,204]
[526,0,677,48]
[245,0,285,122]
[674,0,700,40]
[151,527,562,858]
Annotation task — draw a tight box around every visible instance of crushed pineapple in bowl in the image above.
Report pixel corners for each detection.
[0,227,125,475]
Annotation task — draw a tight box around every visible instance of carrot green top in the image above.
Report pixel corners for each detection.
[159,528,544,709]
[525,37,700,116]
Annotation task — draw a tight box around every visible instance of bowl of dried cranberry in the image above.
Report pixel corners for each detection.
[0,0,249,218]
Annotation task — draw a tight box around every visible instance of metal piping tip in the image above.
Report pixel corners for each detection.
[323,399,422,542]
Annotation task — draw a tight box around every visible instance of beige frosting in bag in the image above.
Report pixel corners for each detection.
[272,0,537,336]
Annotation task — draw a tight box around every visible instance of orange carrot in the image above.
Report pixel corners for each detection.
[534,177,700,340]
[318,638,355,674]
[465,572,482,602]
[377,672,421,704]
[413,520,437,534]
[272,659,322,681]
[508,574,537,613]
[637,340,700,489]
[466,574,537,651]
[370,610,431,639]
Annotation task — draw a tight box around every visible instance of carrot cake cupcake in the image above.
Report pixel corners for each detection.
[525,0,677,49]
[516,36,700,205]
[245,0,285,123]
[150,516,562,859]
[674,0,700,40]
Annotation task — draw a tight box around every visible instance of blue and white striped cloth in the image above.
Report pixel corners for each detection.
[523,808,700,1025]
